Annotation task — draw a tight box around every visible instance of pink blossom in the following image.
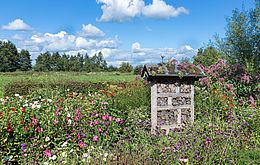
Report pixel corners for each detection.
[37,126,42,133]
[119,120,124,124]
[248,96,256,108]
[108,116,112,121]
[91,101,96,105]
[79,141,85,148]
[116,118,121,122]
[55,109,59,117]
[103,106,107,110]
[219,77,225,84]
[94,120,99,125]
[102,116,107,120]
[89,122,93,127]
[93,135,98,142]
[32,117,37,125]
[77,134,81,140]
[54,119,58,125]
[44,150,52,157]
[98,127,102,132]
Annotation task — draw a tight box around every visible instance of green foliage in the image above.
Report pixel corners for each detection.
[0,41,20,72]
[133,65,143,75]
[193,46,222,67]
[216,2,260,73]
[35,51,109,72]
[118,62,133,73]
[19,50,32,71]
[4,80,107,97]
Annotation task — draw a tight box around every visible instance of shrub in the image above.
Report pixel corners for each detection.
[3,80,107,97]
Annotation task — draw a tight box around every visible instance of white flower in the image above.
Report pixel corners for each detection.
[43,162,48,165]
[23,103,28,107]
[67,89,70,92]
[179,158,188,163]
[0,98,4,102]
[47,99,52,102]
[61,141,68,147]
[103,158,107,162]
[36,104,41,109]
[61,152,67,157]
[19,96,23,100]
[67,113,71,118]
[65,107,68,111]
[83,153,89,158]
[45,137,50,142]
[104,153,109,158]
[70,149,74,153]
[15,94,19,97]
[39,96,42,99]
[68,119,72,125]
[49,155,57,160]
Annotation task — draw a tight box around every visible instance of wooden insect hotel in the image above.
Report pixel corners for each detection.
[141,60,204,134]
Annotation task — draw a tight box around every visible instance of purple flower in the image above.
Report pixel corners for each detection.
[20,143,27,148]
[248,95,256,108]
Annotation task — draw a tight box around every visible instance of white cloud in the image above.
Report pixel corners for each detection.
[97,0,145,22]
[96,39,118,48]
[75,37,97,49]
[97,0,188,22]
[80,24,105,37]
[142,0,189,19]
[2,19,32,31]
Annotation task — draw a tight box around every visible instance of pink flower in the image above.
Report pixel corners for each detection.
[102,116,107,121]
[34,126,42,133]
[103,106,107,110]
[93,135,98,142]
[119,120,124,124]
[44,150,52,157]
[116,118,121,122]
[94,120,99,125]
[56,109,59,117]
[91,101,96,105]
[54,119,58,125]
[79,141,85,148]
[98,127,102,132]
[77,134,81,140]
[32,117,37,125]
[248,96,256,108]
[90,122,93,127]
[108,116,112,121]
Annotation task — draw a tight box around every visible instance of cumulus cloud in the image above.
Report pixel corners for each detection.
[97,0,188,22]
[129,42,197,65]
[2,19,32,31]
[97,0,145,22]
[142,0,189,19]
[80,24,105,37]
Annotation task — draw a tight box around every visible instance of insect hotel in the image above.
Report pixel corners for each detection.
[141,60,204,134]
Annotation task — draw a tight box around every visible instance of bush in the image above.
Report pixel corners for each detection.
[3,80,108,97]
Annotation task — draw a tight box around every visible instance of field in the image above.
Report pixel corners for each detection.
[0,72,136,97]
[0,66,259,164]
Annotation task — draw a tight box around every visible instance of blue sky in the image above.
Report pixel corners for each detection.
[0,0,255,66]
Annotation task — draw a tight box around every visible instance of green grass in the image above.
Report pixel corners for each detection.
[0,71,136,97]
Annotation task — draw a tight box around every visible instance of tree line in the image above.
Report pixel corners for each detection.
[0,41,139,73]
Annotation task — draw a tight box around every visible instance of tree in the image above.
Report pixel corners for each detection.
[19,49,32,71]
[133,65,143,75]
[217,1,260,73]
[0,41,20,72]
[35,52,52,71]
[119,62,133,73]
[193,46,222,67]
